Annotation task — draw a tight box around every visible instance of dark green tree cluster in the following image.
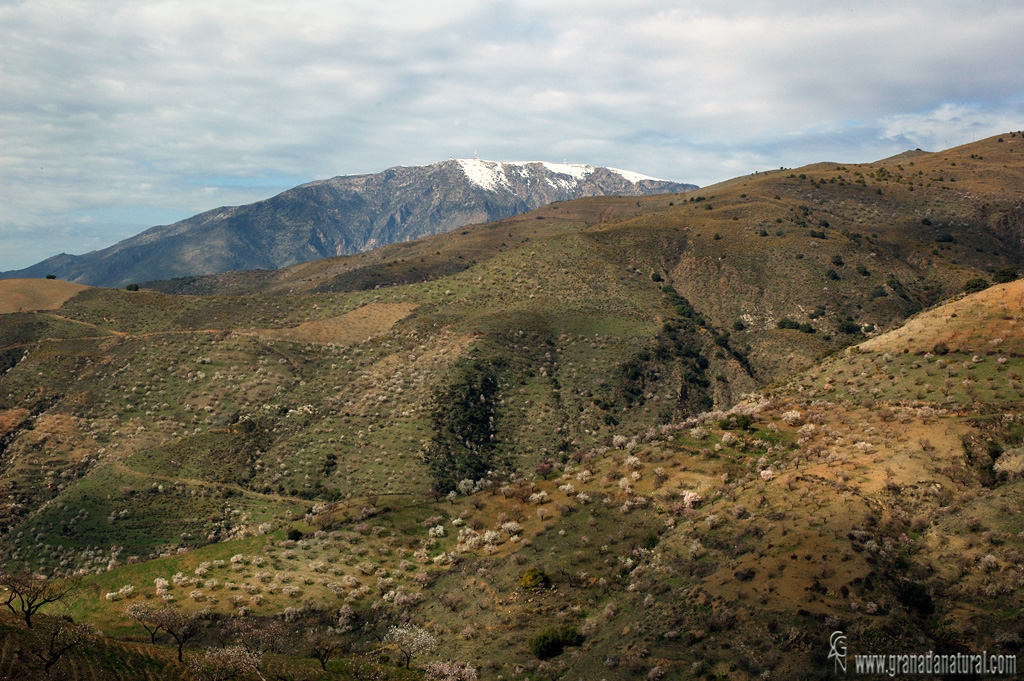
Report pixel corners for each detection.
[424,354,507,493]
[527,624,583,660]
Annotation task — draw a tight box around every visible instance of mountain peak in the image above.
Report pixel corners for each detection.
[2,160,694,287]
[452,158,664,192]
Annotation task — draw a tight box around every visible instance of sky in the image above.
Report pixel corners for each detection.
[2,1,1023,271]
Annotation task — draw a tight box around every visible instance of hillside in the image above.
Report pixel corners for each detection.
[0,160,694,288]
[0,278,90,314]
[2,133,1024,679]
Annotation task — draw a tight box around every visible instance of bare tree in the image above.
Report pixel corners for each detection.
[27,615,95,674]
[0,571,81,629]
[124,602,165,644]
[152,606,207,662]
[304,626,349,671]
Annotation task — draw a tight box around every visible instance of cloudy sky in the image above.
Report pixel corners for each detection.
[2,0,1023,271]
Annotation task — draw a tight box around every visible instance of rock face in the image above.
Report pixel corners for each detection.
[2,160,695,287]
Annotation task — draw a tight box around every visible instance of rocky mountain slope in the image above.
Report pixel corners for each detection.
[0,160,694,288]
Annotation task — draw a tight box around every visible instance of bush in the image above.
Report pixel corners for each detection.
[286,528,303,542]
[719,413,754,431]
[896,581,934,616]
[826,268,840,280]
[45,274,57,280]
[125,283,140,291]
[520,567,551,591]
[837,318,862,335]
[963,278,989,294]
[993,267,1018,284]
[528,624,583,659]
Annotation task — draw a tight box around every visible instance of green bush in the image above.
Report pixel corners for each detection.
[837,318,862,335]
[993,267,1018,284]
[528,624,583,659]
[520,567,551,591]
[719,413,754,430]
[963,278,989,294]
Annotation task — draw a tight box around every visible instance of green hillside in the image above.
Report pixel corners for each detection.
[2,133,1024,679]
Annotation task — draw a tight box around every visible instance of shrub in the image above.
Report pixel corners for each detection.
[286,528,303,542]
[45,274,57,280]
[720,414,754,430]
[826,268,840,280]
[963,278,989,294]
[520,567,551,591]
[993,267,1018,284]
[528,624,583,659]
[896,581,934,616]
[837,318,862,335]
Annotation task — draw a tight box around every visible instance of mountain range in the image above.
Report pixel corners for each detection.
[0,160,694,288]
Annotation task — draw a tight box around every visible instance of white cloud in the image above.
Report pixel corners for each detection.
[2,0,1023,270]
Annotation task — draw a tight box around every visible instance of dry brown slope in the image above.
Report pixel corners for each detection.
[0,279,89,314]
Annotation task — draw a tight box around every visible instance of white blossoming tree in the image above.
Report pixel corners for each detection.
[383,624,438,669]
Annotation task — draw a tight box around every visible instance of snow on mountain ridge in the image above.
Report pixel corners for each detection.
[454,159,664,192]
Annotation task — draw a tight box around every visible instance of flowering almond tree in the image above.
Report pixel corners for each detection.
[383,624,437,669]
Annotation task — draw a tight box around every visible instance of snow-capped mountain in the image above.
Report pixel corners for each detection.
[2,160,695,287]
